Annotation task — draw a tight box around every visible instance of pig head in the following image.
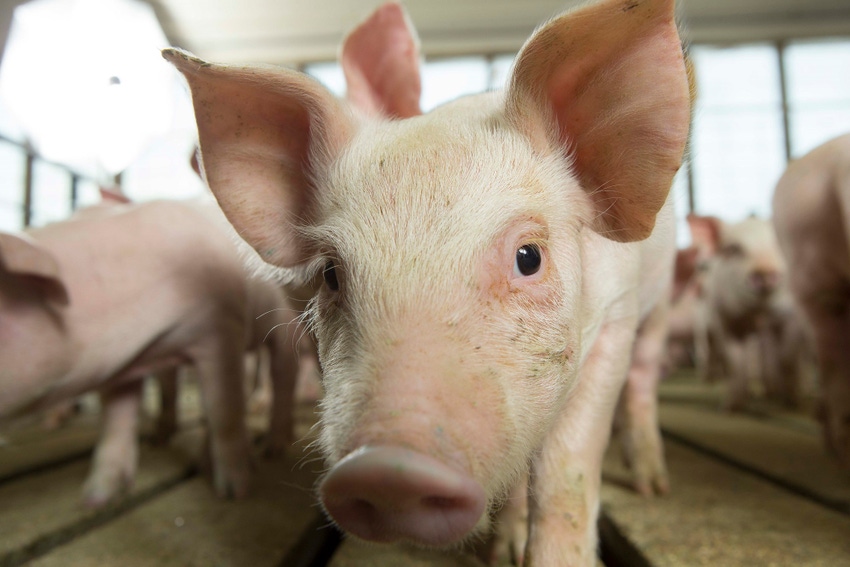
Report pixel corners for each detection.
[165,0,689,562]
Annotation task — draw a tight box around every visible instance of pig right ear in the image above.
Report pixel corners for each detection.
[687,214,723,257]
[99,187,132,204]
[340,2,422,118]
[0,232,67,299]
[163,49,354,268]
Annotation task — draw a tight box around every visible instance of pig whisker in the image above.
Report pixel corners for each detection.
[262,322,290,344]
[255,307,290,319]
[276,479,314,494]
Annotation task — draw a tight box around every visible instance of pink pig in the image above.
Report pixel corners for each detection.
[164,0,690,564]
[687,214,807,410]
[0,195,300,506]
[773,133,850,469]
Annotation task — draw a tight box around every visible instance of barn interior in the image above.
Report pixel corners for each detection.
[1,1,850,566]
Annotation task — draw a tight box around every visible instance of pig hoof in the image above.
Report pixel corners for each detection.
[82,470,132,508]
[319,446,486,546]
[213,462,252,499]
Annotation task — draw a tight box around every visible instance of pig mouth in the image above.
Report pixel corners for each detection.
[318,445,487,546]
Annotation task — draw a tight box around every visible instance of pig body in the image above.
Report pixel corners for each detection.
[166,0,690,563]
[0,198,298,504]
[773,133,850,468]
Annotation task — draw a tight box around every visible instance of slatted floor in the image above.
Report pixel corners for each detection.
[1,372,848,566]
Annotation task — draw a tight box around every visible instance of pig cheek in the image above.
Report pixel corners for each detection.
[476,240,577,479]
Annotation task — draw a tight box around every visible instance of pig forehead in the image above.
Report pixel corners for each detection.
[724,218,777,246]
[321,113,570,235]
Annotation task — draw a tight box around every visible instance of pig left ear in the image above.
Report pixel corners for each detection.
[505,0,690,242]
[341,2,422,118]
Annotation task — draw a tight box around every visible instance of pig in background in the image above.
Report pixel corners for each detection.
[165,0,691,564]
[773,133,850,470]
[688,213,813,411]
[663,246,702,374]
[0,189,304,507]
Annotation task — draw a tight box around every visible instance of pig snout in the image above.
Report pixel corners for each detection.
[748,268,781,296]
[319,446,486,546]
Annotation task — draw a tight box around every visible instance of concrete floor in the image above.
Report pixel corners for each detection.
[1,371,848,566]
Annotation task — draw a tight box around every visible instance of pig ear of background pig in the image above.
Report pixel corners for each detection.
[340,1,422,119]
[162,48,354,268]
[504,0,690,243]
[98,187,132,205]
[0,232,69,302]
[686,214,723,257]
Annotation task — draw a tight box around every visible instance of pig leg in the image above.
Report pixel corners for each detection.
[618,301,670,496]
[82,381,143,507]
[526,321,637,566]
[264,328,300,458]
[488,474,529,566]
[799,299,850,469]
[43,398,80,430]
[247,350,271,414]
[193,329,253,498]
[694,314,725,383]
[721,336,751,412]
[758,325,782,402]
[151,367,179,445]
[295,333,323,403]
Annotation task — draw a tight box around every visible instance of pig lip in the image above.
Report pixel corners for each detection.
[319,446,487,546]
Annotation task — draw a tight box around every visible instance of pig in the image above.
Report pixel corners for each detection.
[0,195,301,506]
[163,0,690,564]
[664,246,702,373]
[688,214,807,410]
[773,133,850,469]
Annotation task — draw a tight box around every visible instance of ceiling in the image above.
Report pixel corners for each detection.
[147,0,850,66]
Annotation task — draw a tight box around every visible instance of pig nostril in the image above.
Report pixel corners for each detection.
[422,495,456,509]
[353,498,376,513]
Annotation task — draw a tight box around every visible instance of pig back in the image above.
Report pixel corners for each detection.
[773,134,850,294]
[18,199,250,399]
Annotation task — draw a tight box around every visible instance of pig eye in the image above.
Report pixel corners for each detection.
[515,244,542,276]
[323,261,340,291]
[721,244,744,258]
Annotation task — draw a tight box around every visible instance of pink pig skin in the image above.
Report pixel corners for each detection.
[0,198,298,505]
[164,0,690,563]
[773,133,850,469]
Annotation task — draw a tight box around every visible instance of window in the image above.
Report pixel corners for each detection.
[0,139,25,231]
[784,39,850,157]
[689,44,787,223]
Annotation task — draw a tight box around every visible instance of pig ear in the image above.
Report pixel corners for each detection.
[163,49,354,268]
[687,214,723,257]
[341,2,422,118]
[99,187,132,204]
[505,0,690,242]
[0,232,64,283]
